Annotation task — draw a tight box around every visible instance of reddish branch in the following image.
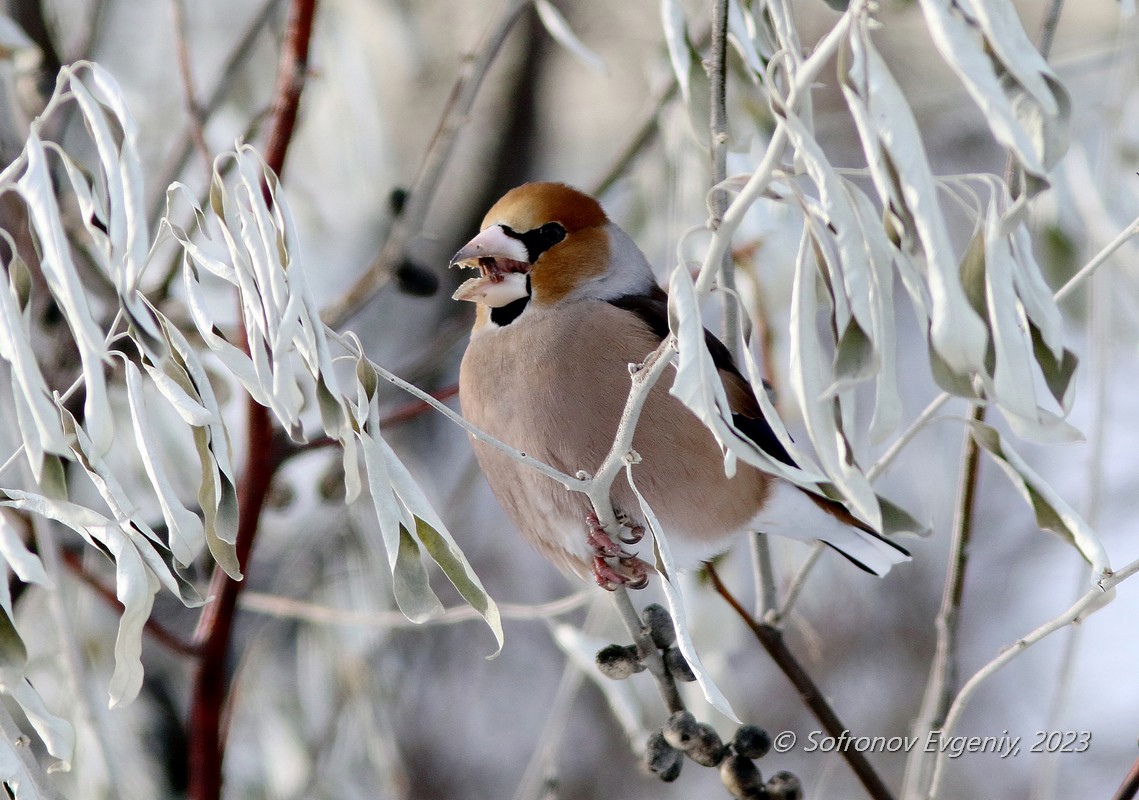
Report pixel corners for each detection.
[187,2,319,799]
[705,563,897,800]
[60,550,201,658]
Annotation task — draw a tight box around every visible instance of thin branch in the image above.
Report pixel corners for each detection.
[770,542,823,625]
[707,563,896,800]
[926,558,1139,799]
[612,586,683,713]
[187,3,318,799]
[147,0,282,227]
[322,0,533,329]
[60,550,200,658]
[901,405,985,799]
[708,0,738,357]
[170,0,213,179]
[695,8,854,295]
[1111,752,1139,800]
[588,78,678,198]
[1054,212,1139,302]
[369,359,584,491]
[239,588,591,627]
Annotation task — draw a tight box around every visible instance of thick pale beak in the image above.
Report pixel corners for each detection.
[450,224,532,307]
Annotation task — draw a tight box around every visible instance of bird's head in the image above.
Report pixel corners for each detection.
[450,182,654,320]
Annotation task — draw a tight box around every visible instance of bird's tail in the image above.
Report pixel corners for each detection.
[751,481,911,577]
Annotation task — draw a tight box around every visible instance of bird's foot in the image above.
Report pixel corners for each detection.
[593,555,652,591]
[586,512,652,590]
[614,511,645,545]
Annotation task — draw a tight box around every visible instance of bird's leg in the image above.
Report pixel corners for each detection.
[586,512,652,591]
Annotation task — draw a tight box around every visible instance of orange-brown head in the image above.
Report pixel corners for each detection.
[451,183,656,319]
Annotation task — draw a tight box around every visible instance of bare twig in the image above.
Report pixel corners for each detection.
[588,77,677,198]
[187,3,319,799]
[170,0,213,179]
[239,588,591,627]
[707,563,896,800]
[926,558,1139,799]
[1110,752,1139,800]
[60,550,200,658]
[147,0,282,227]
[322,0,533,329]
[901,405,985,799]
[612,586,683,714]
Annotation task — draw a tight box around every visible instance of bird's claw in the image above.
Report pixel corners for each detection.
[592,555,651,591]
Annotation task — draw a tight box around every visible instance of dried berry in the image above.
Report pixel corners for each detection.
[642,603,676,648]
[765,770,803,800]
[662,710,700,750]
[720,753,766,798]
[732,725,772,759]
[644,729,683,782]
[685,722,726,767]
[664,647,696,682]
[595,644,644,680]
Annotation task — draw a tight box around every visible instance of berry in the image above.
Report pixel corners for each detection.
[662,710,700,750]
[642,603,676,648]
[595,644,644,680]
[720,753,766,798]
[765,770,803,800]
[732,725,772,759]
[644,729,683,782]
[685,722,726,767]
[664,647,696,682]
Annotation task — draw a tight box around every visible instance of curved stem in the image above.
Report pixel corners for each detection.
[707,563,896,800]
[926,558,1139,799]
[322,0,533,328]
[187,2,318,798]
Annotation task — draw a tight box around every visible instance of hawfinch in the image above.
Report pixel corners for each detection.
[453,182,909,588]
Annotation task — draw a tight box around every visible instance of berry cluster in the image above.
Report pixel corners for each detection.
[595,602,694,683]
[594,604,804,798]
[648,713,801,798]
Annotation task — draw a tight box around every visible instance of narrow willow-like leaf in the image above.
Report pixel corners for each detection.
[122,359,205,567]
[660,0,692,102]
[969,421,1109,575]
[789,228,881,528]
[16,132,114,453]
[7,679,75,769]
[358,399,442,623]
[841,23,989,379]
[918,0,1068,178]
[668,265,824,486]
[415,518,503,655]
[535,0,606,74]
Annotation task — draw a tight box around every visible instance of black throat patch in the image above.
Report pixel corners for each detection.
[489,274,531,326]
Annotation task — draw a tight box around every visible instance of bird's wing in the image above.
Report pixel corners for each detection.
[606,287,794,467]
[606,287,910,568]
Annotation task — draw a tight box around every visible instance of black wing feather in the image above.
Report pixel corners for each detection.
[606,290,794,467]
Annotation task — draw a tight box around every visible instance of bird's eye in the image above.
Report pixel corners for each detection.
[539,222,566,247]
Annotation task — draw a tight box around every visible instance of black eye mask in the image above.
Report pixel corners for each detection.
[502,222,567,262]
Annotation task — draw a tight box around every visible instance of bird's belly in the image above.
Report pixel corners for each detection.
[458,304,769,577]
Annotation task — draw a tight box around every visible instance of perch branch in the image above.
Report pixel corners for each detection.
[707,563,896,800]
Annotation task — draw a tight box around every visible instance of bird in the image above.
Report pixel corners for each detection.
[451,181,909,589]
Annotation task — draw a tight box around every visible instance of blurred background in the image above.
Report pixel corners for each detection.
[1,0,1138,798]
